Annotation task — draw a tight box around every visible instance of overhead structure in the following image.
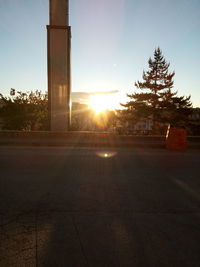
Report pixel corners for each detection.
[47,0,71,131]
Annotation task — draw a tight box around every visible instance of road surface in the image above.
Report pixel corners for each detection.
[0,146,200,266]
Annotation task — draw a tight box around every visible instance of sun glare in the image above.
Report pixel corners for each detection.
[88,94,119,113]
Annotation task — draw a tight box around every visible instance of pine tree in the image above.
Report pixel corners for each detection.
[159,88,192,127]
[121,47,192,133]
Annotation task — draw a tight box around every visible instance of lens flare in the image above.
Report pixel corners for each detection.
[96,151,117,158]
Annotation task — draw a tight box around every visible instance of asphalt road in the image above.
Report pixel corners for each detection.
[0,146,200,267]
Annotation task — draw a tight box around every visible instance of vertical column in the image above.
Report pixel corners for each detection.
[47,0,71,131]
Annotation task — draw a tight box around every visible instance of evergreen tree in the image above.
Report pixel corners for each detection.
[121,47,192,133]
[159,88,192,127]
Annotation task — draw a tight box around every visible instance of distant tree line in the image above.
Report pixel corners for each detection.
[0,90,116,132]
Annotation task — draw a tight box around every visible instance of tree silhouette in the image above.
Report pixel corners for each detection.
[121,47,192,133]
[0,90,48,130]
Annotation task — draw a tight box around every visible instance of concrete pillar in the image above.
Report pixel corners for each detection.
[47,0,71,131]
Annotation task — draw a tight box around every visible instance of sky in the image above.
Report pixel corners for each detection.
[0,0,200,107]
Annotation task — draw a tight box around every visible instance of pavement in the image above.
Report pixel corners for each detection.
[0,146,200,266]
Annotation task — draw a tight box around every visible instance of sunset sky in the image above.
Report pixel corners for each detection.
[0,0,200,107]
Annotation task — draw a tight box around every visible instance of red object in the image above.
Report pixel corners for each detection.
[166,127,187,151]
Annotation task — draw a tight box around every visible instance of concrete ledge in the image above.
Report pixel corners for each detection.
[0,131,200,149]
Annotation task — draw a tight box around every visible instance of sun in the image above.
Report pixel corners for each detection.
[88,94,119,113]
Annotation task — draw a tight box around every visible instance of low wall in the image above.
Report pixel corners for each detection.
[0,131,199,148]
